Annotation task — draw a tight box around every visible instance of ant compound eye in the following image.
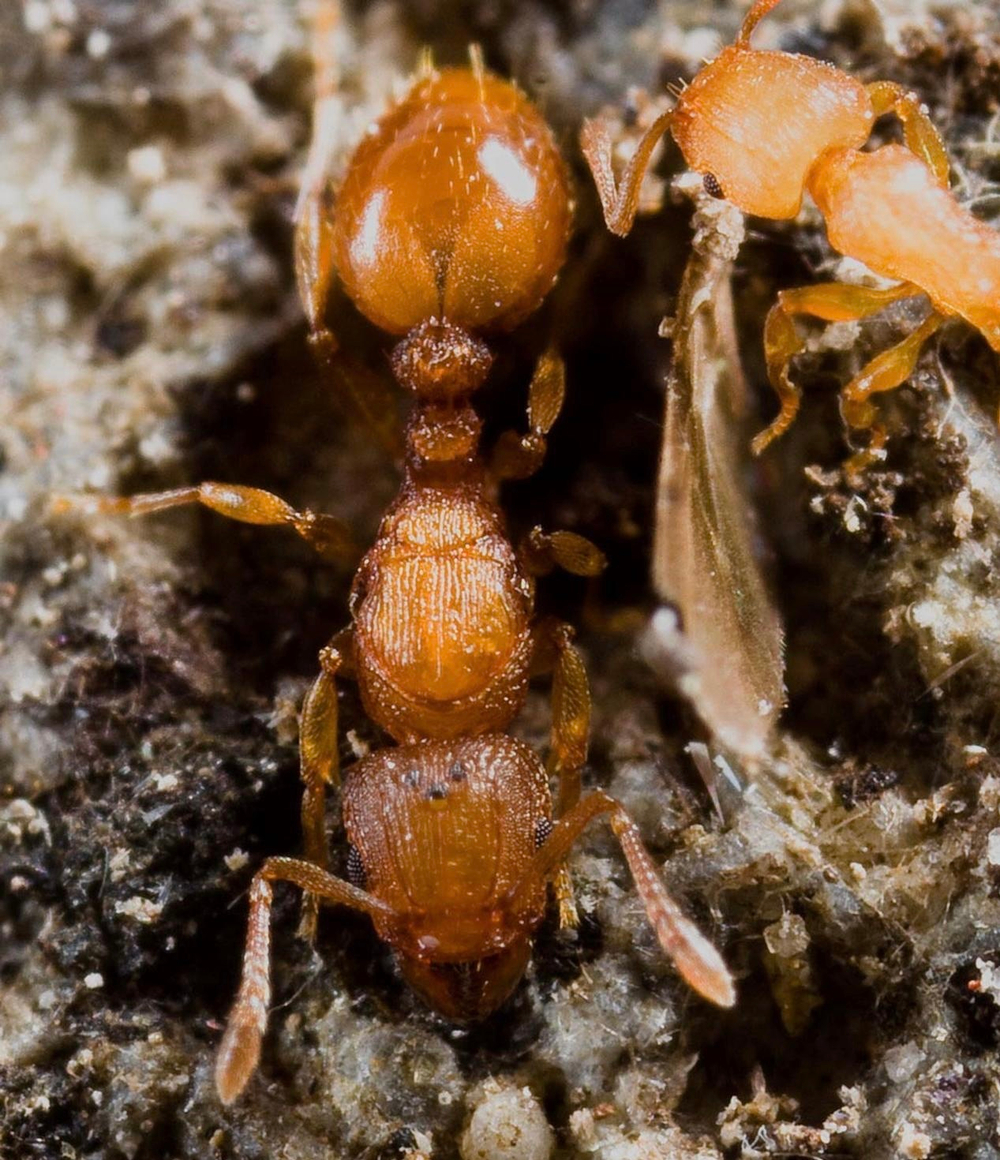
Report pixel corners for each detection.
[346,844,367,890]
[703,172,724,199]
[534,818,554,849]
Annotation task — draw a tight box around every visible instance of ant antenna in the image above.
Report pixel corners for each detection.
[737,0,785,45]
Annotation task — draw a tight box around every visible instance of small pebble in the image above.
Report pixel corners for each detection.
[460,1085,554,1160]
[86,27,111,58]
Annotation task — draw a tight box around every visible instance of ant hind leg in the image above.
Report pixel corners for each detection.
[55,482,356,563]
[531,620,594,928]
[752,280,924,456]
[215,854,395,1105]
[492,350,566,481]
[507,792,736,1008]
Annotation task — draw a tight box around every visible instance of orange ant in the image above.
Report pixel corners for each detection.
[582,0,1000,471]
[57,5,735,1105]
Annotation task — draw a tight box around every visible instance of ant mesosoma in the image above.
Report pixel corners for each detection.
[582,0,1000,472]
[59,5,735,1105]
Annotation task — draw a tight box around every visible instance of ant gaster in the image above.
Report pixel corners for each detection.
[582,0,1000,472]
[60,11,735,1107]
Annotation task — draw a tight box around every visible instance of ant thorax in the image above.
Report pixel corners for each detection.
[349,474,534,744]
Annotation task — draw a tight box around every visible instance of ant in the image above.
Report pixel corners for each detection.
[582,0,1000,473]
[58,3,735,1106]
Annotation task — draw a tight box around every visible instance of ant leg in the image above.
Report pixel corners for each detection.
[531,620,592,928]
[519,526,606,578]
[294,0,339,357]
[867,81,950,188]
[752,280,924,455]
[492,350,565,481]
[506,792,736,1008]
[215,854,395,1105]
[295,0,403,458]
[297,635,351,941]
[840,309,945,478]
[580,108,674,237]
[55,482,355,563]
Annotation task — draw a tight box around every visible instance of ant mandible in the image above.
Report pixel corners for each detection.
[582,0,1000,472]
[59,3,735,1105]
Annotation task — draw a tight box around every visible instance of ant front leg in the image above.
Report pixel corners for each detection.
[297,632,353,941]
[580,108,674,237]
[507,792,736,1009]
[752,280,925,457]
[492,350,566,481]
[867,81,950,188]
[215,855,396,1105]
[55,482,356,564]
[531,620,595,928]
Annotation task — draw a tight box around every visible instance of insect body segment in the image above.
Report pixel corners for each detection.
[331,69,573,335]
[64,26,734,1106]
[582,0,1000,467]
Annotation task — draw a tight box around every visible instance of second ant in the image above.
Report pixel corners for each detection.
[60,3,735,1106]
[583,0,1000,474]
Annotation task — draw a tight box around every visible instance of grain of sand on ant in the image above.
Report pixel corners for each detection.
[3,1,1000,1158]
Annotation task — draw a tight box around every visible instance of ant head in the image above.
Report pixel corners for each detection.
[342,736,551,1015]
[332,68,572,337]
[396,940,532,1022]
[670,22,873,219]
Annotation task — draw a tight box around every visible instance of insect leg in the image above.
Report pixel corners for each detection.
[529,620,593,928]
[751,280,925,455]
[297,637,350,940]
[867,81,950,188]
[492,350,565,481]
[519,526,606,578]
[216,854,395,1105]
[55,482,356,563]
[840,309,946,479]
